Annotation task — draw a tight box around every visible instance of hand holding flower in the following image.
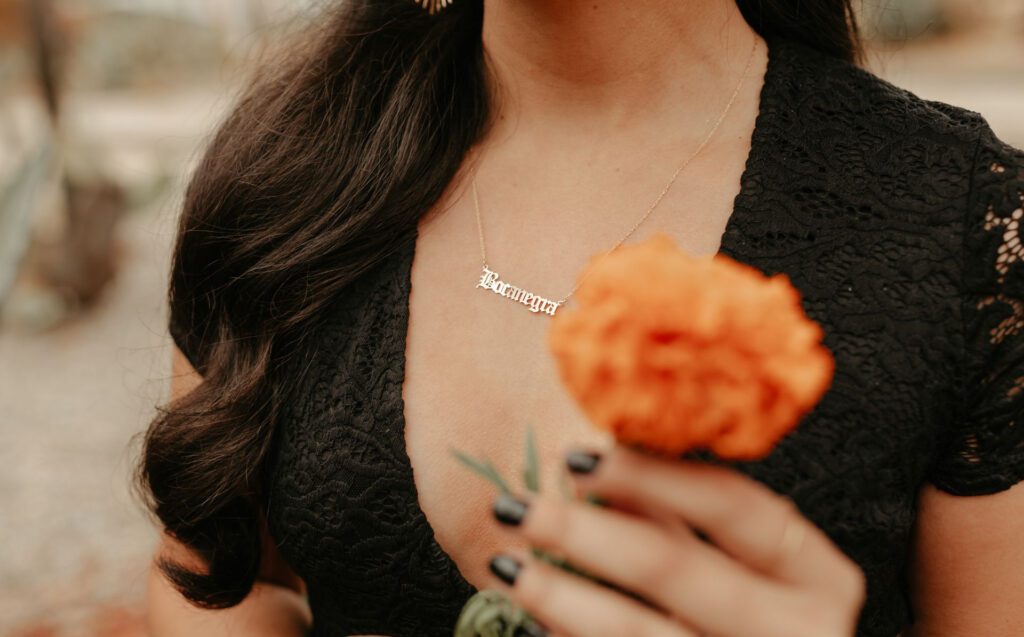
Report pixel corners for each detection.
[487,445,866,637]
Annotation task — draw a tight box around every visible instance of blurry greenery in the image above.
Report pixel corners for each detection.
[454,589,538,637]
[67,11,224,91]
[452,450,513,495]
[0,139,52,305]
[522,425,540,494]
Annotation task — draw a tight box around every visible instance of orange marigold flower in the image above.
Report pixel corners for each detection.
[548,232,834,460]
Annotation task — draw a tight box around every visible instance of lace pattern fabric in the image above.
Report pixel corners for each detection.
[935,131,1024,494]
[172,35,1024,637]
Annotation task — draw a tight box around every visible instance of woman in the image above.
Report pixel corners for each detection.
[138,0,1024,636]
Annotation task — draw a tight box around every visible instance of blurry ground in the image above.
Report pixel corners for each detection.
[1,21,1023,637]
[0,89,231,636]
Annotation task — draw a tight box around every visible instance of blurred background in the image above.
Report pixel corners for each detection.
[0,1,1021,635]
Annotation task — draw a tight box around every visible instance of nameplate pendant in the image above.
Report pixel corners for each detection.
[475,266,562,317]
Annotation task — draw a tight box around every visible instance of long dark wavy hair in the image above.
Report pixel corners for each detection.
[137,0,860,609]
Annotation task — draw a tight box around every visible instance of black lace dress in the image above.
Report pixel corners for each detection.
[172,35,1024,637]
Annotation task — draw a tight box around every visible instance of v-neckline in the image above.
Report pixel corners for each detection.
[395,33,784,599]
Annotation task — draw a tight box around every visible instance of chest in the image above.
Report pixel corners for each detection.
[401,143,767,585]
[265,112,973,637]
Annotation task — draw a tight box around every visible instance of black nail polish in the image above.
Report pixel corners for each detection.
[489,554,522,586]
[493,493,529,526]
[566,450,602,475]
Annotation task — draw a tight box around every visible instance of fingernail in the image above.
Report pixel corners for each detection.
[489,553,522,586]
[493,493,529,526]
[566,449,602,475]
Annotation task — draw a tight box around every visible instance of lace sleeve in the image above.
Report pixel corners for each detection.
[929,126,1024,496]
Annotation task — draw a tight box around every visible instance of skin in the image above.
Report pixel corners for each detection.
[147,0,1024,634]
[906,485,1024,636]
[497,448,865,637]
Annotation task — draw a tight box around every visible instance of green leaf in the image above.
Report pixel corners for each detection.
[522,425,540,493]
[453,590,533,637]
[451,450,511,494]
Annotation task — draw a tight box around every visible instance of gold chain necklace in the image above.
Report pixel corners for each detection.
[473,38,759,317]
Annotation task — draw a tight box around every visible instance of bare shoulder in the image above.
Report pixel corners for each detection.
[908,481,1024,636]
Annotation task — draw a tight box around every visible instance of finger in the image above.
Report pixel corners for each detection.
[497,493,796,637]
[489,551,698,637]
[566,446,862,594]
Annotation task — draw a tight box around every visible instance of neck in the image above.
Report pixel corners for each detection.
[480,0,760,127]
